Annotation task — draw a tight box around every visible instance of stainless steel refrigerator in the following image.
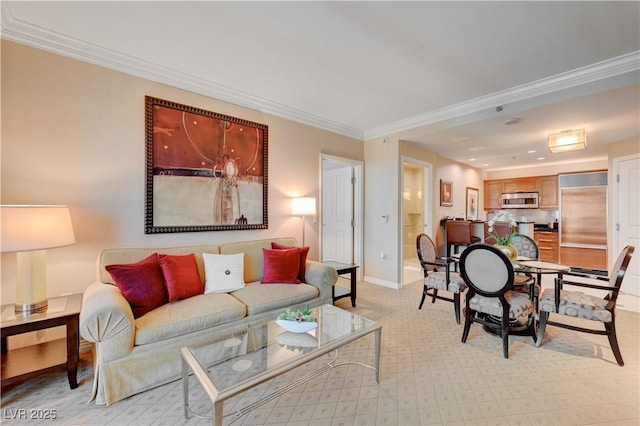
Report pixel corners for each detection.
[558,171,607,269]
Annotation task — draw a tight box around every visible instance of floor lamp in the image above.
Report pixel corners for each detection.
[291,197,316,246]
[1,205,76,315]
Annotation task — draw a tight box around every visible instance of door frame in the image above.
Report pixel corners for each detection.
[612,153,640,312]
[612,153,640,262]
[400,156,433,287]
[319,154,364,279]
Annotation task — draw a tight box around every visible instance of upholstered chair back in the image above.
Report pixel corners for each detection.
[460,244,514,295]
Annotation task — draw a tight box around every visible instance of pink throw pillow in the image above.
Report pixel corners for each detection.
[271,242,309,282]
[105,253,168,318]
[159,254,203,302]
[261,248,301,284]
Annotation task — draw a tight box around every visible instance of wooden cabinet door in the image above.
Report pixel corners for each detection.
[502,177,538,193]
[538,175,558,209]
[534,231,558,262]
[484,180,502,210]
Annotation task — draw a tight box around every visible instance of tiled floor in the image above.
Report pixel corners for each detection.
[2,279,639,425]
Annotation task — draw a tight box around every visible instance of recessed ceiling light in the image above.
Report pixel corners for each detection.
[537,157,545,160]
[528,150,536,154]
[469,158,476,161]
[482,164,489,167]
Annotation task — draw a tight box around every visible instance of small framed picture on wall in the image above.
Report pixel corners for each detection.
[466,187,479,220]
[440,180,453,207]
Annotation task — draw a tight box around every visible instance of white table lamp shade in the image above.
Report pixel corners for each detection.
[1,205,75,314]
[1,205,76,252]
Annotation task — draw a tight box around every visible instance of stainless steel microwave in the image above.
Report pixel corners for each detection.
[501,192,538,209]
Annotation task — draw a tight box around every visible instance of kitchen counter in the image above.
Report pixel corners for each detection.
[533,225,558,232]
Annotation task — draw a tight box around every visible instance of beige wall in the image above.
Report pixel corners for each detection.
[363,138,486,287]
[1,40,363,303]
[363,137,400,287]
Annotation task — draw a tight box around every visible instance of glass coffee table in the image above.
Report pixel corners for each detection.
[180,304,382,425]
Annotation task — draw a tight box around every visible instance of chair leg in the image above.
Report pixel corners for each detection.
[501,314,509,359]
[431,288,438,304]
[461,307,472,343]
[605,320,624,367]
[453,293,461,325]
[536,311,548,347]
[528,313,537,344]
[418,285,428,309]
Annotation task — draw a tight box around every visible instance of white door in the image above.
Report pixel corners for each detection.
[322,165,354,263]
[615,154,640,309]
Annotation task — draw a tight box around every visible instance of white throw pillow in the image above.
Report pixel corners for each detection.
[202,253,245,293]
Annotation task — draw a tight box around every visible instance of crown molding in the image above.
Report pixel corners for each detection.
[2,3,637,144]
[0,4,364,140]
[365,51,640,140]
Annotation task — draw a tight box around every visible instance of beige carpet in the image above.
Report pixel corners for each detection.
[2,279,639,425]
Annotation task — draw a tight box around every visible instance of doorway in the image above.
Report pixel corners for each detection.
[320,154,363,277]
[402,158,433,286]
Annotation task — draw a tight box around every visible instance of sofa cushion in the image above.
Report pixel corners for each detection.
[271,242,309,282]
[106,253,168,318]
[159,254,203,302]
[219,237,297,284]
[98,245,220,286]
[203,253,245,293]
[134,292,247,345]
[231,282,319,316]
[262,248,301,284]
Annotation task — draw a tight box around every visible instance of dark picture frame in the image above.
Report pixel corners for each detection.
[466,187,479,220]
[440,180,453,207]
[145,96,268,233]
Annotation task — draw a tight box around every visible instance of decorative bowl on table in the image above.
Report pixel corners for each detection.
[276,319,318,333]
[276,306,317,333]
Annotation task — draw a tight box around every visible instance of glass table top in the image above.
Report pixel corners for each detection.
[184,304,380,395]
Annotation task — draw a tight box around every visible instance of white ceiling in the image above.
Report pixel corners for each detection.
[2,1,639,170]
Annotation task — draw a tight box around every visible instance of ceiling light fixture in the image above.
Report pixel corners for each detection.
[504,117,520,125]
[548,129,586,153]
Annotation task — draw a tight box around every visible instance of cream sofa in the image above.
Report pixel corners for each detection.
[79,237,338,405]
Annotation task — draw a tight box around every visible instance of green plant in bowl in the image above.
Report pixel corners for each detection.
[277,306,315,322]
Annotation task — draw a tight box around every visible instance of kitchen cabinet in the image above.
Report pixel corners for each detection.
[502,177,538,193]
[484,180,502,210]
[538,175,558,209]
[483,175,559,211]
[534,230,558,263]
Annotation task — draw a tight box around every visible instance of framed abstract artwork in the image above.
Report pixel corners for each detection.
[440,180,453,207]
[145,96,268,233]
[466,187,479,220]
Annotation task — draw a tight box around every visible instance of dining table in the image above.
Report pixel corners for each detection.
[515,259,571,313]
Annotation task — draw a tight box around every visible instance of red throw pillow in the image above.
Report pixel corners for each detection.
[271,242,309,282]
[159,254,203,302]
[261,248,301,284]
[105,253,168,318]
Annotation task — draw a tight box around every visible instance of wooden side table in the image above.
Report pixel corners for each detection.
[325,261,359,307]
[1,293,82,389]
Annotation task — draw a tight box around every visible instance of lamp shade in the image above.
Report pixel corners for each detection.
[291,197,316,216]
[1,205,76,253]
[548,129,587,153]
